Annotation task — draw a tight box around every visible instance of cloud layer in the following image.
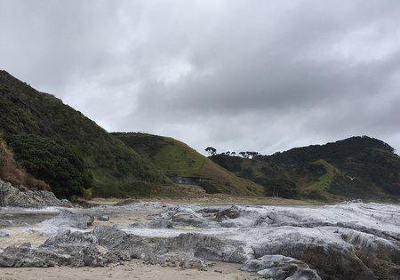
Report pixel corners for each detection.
[1,0,400,154]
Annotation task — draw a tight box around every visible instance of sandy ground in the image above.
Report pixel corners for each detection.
[0,228,46,249]
[0,260,258,280]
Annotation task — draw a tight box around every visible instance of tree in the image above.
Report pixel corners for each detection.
[225,151,231,156]
[247,151,259,159]
[239,152,248,158]
[205,147,217,156]
[231,152,236,156]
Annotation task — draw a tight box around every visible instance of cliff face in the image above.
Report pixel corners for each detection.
[211,136,400,201]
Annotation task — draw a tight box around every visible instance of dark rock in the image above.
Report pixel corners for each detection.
[241,255,321,280]
[252,242,378,280]
[0,180,72,208]
[115,199,140,206]
[97,215,110,221]
[0,244,71,267]
[171,211,210,227]
[148,208,210,229]
[215,205,241,221]
[0,230,107,267]
[148,219,173,229]
[0,219,12,227]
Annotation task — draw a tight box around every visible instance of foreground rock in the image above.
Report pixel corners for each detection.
[0,226,245,268]
[0,202,399,280]
[0,231,106,267]
[0,180,71,208]
[240,255,321,280]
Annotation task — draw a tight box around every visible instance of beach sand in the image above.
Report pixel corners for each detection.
[0,260,257,280]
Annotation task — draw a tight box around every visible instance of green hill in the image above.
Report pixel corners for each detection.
[112,132,264,196]
[0,70,170,198]
[210,136,400,201]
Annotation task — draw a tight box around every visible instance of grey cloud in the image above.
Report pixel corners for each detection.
[1,0,400,155]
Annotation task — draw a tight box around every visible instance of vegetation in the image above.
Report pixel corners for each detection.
[205,147,217,156]
[6,134,92,197]
[0,70,170,197]
[1,71,399,201]
[0,134,49,191]
[112,132,264,196]
[211,136,400,201]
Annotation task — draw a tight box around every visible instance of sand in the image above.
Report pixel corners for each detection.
[0,260,258,280]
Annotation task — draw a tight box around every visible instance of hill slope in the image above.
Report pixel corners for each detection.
[211,136,400,201]
[112,132,264,196]
[0,70,170,198]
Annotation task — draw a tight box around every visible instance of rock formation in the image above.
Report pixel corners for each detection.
[0,180,71,208]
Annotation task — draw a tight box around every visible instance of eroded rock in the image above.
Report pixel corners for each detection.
[0,180,71,208]
[215,205,241,221]
[41,210,94,232]
[241,255,321,280]
[97,215,110,221]
[252,241,378,280]
[0,230,107,267]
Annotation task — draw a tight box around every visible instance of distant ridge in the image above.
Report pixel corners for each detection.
[210,136,400,201]
[1,70,399,201]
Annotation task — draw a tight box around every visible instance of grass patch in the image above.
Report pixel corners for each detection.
[113,132,264,196]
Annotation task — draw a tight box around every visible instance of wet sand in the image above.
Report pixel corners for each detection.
[0,260,257,280]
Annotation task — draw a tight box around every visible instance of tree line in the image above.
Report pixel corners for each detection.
[205,147,259,159]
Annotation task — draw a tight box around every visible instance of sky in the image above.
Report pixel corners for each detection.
[1,0,400,155]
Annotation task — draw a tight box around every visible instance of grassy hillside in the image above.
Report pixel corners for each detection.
[0,70,170,198]
[211,136,400,201]
[112,132,264,196]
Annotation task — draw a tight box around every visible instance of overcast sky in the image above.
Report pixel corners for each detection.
[1,0,400,155]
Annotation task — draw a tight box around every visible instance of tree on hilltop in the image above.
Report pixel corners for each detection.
[205,147,217,156]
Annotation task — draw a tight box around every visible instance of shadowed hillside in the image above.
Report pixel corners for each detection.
[112,132,264,196]
[0,134,50,191]
[211,136,400,201]
[0,71,170,198]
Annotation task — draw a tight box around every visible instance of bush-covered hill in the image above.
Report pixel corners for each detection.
[0,70,170,198]
[211,136,400,201]
[112,132,264,196]
[0,134,50,191]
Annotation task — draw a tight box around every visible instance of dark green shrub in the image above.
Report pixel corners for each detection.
[6,134,93,198]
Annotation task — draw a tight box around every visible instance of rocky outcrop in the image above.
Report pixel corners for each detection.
[0,180,71,208]
[93,226,246,264]
[148,207,211,229]
[215,205,241,221]
[0,226,246,268]
[41,210,94,232]
[0,231,107,267]
[0,202,398,280]
[240,255,321,280]
[252,241,380,280]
